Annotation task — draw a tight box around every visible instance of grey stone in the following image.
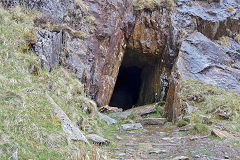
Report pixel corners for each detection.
[125,143,138,147]
[98,112,117,125]
[116,135,122,140]
[126,148,136,153]
[186,102,197,114]
[116,152,126,156]
[172,156,190,160]
[86,134,110,145]
[193,155,201,158]
[46,93,90,145]
[148,148,167,154]
[109,112,132,120]
[232,125,237,130]
[120,123,143,131]
[10,149,18,160]
[140,118,166,125]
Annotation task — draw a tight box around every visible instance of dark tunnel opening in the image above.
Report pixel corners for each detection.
[109,49,161,110]
[109,65,142,110]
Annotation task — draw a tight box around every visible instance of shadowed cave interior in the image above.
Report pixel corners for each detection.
[109,49,160,110]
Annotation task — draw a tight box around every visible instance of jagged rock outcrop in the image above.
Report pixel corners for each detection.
[176,32,240,92]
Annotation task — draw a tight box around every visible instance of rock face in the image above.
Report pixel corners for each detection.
[165,0,240,121]
[35,29,62,71]
[176,32,240,92]
[62,0,135,106]
[2,0,240,121]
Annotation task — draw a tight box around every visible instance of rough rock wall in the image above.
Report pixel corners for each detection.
[4,0,135,106]
[3,0,239,115]
[127,8,174,105]
[2,0,175,107]
[165,0,240,121]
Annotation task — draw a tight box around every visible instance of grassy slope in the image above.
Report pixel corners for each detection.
[179,80,240,135]
[0,6,108,159]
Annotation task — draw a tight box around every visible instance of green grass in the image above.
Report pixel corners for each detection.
[177,120,189,127]
[179,80,240,135]
[0,6,109,159]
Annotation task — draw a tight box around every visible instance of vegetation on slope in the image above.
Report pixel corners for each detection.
[179,80,240,135]
[0,6,108,159]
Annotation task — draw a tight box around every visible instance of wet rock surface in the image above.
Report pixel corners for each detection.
[108,125,240,160]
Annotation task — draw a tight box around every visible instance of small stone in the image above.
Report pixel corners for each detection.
[186,102,197,114]
[162,137,172,141]
[98,112,117,125]
[125,143,138,147]
[10,150,18,160]
[179,125,193,131]
[120,123,143,131]
[232,121,237,124]
[232,125,237,130]
[158,132,166,136]
[116,152,125,156]
[140,118,166,125]
[86,134,110,145]
[193,155,200,158]
[126,148,135,153]
[200,115,209,119]
[148,148,167,154]
[218,113,230,120]
[109,112,131,120]
[116,135,122,140]
[99,105,123,113]
[224,154,230,159]
[172,156,190,160]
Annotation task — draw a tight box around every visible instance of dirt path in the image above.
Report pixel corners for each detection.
[107,125,240,160]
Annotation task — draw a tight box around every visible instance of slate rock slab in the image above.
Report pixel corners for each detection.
[120,123,143,131]
[86,134,110,145]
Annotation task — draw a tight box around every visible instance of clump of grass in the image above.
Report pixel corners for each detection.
[234,34,240,44]
[192,123,209,134]
[177,120,189,127]
[133,0,175,11]
[216,36,231,48]
[225,6,234,12]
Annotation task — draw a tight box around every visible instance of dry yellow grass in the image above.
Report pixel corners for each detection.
[133,0,175,11]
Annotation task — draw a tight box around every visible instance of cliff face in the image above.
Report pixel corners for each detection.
[2,0,240,115]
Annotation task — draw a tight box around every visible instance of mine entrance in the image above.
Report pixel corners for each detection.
[109,49,161,110]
